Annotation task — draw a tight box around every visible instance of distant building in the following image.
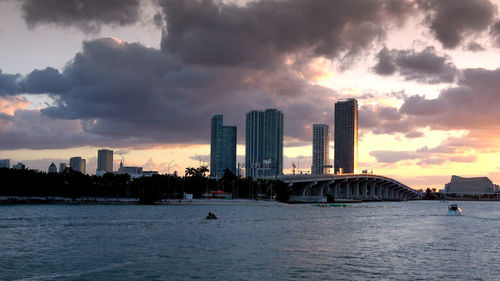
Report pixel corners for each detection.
[12,163,25,170]
[118,161,143,178]
[443,176,495,194]
[245,109,283,178]
[312,124,330,174]
[59,163,69,173]
[0,159,10,168]
[97,149,113,174]
[143,170,159,177]
[48,162,57,173]
[210,115,237,178]
[69,157,86,174]
[334,99,358,174]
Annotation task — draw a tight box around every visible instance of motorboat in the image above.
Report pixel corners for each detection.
[206,212,217,219]
[447,204,462,216]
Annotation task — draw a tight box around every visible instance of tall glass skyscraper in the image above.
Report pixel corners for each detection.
[97,149,114,173]
[334,99,358,174]
[245,109,283,178]
[312,124,330,174]
[210,115,237,178]
[69,156,86,174]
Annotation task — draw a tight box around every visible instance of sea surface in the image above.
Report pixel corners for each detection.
[1,201,500,280]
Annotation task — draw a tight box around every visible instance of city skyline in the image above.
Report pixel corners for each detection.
[2,1,500,188]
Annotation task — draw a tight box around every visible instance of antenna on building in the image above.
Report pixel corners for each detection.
[117,152,125,166]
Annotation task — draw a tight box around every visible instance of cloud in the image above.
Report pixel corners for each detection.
[0,37,339,149]
[20,0,142,33]
[465,42,485,52]
[490,20,500,47]
[373,46,458,83]
[158,0,415,67]
[0,70,21,95]
[400,68,500,131]
[370,148,477,166]
[417,0,497,49]
[359,104,416,135]
[404,130,424,138]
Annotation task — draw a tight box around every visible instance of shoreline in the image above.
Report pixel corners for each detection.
[0,196,285,206]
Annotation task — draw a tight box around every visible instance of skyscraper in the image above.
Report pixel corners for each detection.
[0,159,10,168]
[59,163,68,173]
[245,109,283,178]
[334,99,358,174]
[69,157,86,174]
[48,162,57,173]
[210,115,237,178]
[97,149,114,173]
[312,124,330,174]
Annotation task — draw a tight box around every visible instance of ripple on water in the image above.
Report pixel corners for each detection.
[1,201,500,280]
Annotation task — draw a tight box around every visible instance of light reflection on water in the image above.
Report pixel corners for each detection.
[1,201,500,280]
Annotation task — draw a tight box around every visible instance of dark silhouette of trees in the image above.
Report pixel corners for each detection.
[0,166,293,203]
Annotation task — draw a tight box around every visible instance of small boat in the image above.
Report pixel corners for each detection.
[206,212,217,219]
[447,204,462,216]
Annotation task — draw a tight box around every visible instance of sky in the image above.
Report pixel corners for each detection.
[1,0,500,190]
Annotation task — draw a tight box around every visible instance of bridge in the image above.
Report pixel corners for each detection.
[260,174,422,202]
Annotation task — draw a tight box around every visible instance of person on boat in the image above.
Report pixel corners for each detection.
[206,212,217,219]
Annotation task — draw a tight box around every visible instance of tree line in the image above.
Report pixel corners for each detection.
[0,166,293,204]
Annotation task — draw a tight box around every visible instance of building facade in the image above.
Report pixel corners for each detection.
[97,149,114,173]
[312,124,330,174]
[0,159,10,168]
[12,163,25,170]
[443,175,495,194]
[334,99,358,174]
[48,162,57,173]
[69,157,86,174]
[59,163,68,173]
[210,115,237,178]
[245,109,283,178]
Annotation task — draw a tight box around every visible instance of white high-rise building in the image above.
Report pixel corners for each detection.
[312,124,330,174]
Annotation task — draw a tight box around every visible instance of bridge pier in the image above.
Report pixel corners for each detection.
[281,174,422,202]
[369,181,376,200]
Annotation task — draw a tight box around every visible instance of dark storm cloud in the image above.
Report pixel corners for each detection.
[417,0,497,49]
[373,47,458,83]
[0,70,21,95]
[490,20,500,46]
[0,38,337,149]
[20,0,141,33]
[465,42,485,52]
[158,0,415,67]
[0,67,69,96]
[359,105,416,135]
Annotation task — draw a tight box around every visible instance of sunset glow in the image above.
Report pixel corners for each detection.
[1,0,500,190]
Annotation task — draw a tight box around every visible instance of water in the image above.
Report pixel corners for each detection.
[1,201,500,280]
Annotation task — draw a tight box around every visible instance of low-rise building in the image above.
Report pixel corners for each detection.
[443,175,495,194]
[12,163,25,170]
